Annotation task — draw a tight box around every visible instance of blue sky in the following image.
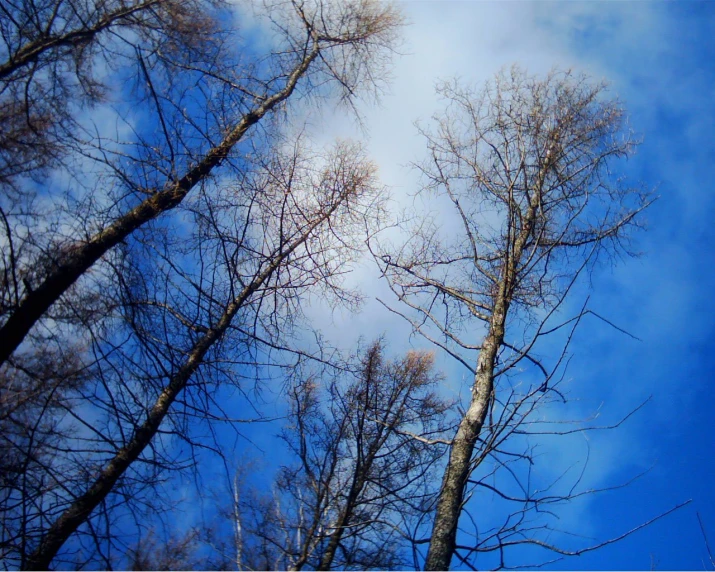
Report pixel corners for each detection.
[33,1,714,569]
[548,3,715,568]
[289,1,715,569]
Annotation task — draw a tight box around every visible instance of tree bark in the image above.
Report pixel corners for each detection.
[316,498,353,571]
[425,166,547,570]
[424,302,506,571]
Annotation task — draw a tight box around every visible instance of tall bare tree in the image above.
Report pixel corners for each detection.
[0,1,402,567]
[0,0,402,367]
[232,340,452,571]
[373,66,652,570]
[1,135,386,569]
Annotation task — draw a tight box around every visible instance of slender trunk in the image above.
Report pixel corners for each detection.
[0,45,318,368]
[424,302,506,571]
[316,459,373,571]
[318,358,385,571]
[424,142,556,570]
[233,472,243,572]
[23,264,271,570]
[317,503,351,571]
[23,193,341,570]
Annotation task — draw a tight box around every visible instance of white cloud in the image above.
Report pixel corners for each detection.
[293,1,693,563]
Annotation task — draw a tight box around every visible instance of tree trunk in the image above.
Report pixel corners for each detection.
[424,162,547,569]
[424,302,506,571]
[23,261,273,570]
[317,506,350,571]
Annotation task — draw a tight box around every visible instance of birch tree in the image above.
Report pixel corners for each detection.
[374,66,652,570]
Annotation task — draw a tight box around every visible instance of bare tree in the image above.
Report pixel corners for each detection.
[0,0,402,367]
[0,136,385,569]
[125,528,205,571]
[373,66,653,570]
[122,524,243,571]
[232,340,452,571]
[0,1,402,567]
[0,0,208,80]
